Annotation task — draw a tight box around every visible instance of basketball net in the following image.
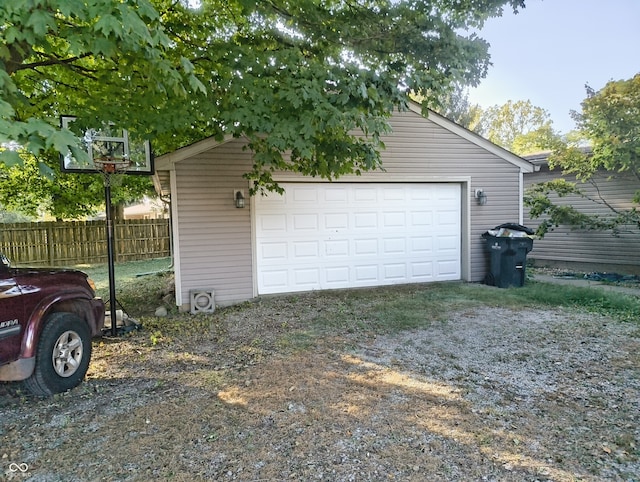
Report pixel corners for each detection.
[93,156,131,186]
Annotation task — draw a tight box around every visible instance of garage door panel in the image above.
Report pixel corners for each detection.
[255,183,460,294]
[354,239,378,255]
[383,212,406,228]
[324,187,349,202]
[261,242,288,260]
[384,263,407,280]
[383,238,406,254]
[354,212,377,229]
[410,236,433,253]
[326,267,350,284]
[294,268,319,286]
[355,265,379,282]
[437,209,459,224]
[410,188,432,201]
[354,187,378,202]
[293,214,318,230]
[262,270,288,289]
[325,239,349,256]
[437,260,460,277]
[260,214,287,231]
[325,213,348,230]
[293,241,318,258]
[411,211,433,226]
[292,186,318,202]
[437,235,459,252]
[412,261,434,278]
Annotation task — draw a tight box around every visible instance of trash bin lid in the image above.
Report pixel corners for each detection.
[493,223,535,235]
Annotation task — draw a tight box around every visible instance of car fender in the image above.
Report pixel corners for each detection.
[20,291,104,359]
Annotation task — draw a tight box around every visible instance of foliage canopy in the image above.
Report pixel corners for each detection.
[1,0,526,211]
[477,99,558,155]
[524,74,640,237]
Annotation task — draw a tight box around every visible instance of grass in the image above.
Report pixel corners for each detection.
[309,280,640,336]
[74,257,640,342]
[74,257,172,292]
[73,257,173,315]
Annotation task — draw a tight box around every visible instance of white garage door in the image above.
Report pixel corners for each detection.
[255,183,461,295]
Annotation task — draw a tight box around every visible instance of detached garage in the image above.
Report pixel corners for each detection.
[153,104,534,311]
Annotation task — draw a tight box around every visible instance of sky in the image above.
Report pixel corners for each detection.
[467,0,640,134]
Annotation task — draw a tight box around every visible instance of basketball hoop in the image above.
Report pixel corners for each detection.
[93,156,131,174]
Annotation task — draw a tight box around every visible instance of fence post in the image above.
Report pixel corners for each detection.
[47,223,54,266]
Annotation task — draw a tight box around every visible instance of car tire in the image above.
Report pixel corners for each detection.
[23,312,92,397]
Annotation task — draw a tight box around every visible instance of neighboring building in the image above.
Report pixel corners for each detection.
[524,152,640,274]
[123,197,168,220]
[93,197,168,221]
[153,103,534,311]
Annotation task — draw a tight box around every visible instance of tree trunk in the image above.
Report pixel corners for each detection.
[110,203,125,222]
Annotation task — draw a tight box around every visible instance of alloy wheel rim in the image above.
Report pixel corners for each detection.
[51,330,83,377]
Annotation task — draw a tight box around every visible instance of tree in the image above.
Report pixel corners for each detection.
[0,153,154,220]
[524,74,640,236]
[478,100,558,155]
[1,0,526,209]
[430,82,485,131]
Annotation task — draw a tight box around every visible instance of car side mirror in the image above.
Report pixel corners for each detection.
[0,253,10,269]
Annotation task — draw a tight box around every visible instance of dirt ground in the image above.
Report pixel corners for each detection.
[1,290,639,481]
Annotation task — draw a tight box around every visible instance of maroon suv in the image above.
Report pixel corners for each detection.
[0,253,104,396]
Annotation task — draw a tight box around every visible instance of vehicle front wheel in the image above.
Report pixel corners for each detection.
[23,312,92,397]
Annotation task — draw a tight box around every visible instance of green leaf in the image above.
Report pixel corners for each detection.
[94,14,123,38]
[48,129,79,153]
[25,9,56,37]
[38,161,54,179]
[0,150,24,167]
[0,99,16,118]
[57,0,86,18]
[90,37,116,56]
[188,75,207,96]
[359,83,368,99]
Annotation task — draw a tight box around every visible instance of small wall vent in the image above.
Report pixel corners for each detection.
[190,289,215,314]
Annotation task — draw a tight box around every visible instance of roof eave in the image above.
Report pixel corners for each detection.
[155,134,237,170]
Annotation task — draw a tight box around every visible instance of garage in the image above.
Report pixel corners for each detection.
[255,182,461,294]
[154,104,535,309]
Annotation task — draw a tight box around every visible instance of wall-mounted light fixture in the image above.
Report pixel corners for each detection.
[234,190,245,208]
[474,188,488,206]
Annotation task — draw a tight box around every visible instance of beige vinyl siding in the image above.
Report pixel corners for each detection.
[173,139,254,307]
[524,167,640,273]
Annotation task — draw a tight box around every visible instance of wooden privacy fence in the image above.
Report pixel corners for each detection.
[0,219,171,266]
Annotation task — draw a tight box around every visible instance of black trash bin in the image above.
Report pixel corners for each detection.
[482,223,534,288]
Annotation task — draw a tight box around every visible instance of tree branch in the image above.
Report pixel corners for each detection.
[13,52,94,73]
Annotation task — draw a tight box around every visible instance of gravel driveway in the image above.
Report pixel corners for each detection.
[1,289,639,481]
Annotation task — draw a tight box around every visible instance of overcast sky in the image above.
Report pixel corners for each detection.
[467,0,640,134]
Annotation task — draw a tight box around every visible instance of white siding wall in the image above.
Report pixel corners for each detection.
[170,110,526,307]
[524,167,640,273]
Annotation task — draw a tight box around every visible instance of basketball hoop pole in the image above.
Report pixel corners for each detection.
[102,172,119,337]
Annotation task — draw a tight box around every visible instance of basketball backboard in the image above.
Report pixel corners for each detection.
[60,116,154,175]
